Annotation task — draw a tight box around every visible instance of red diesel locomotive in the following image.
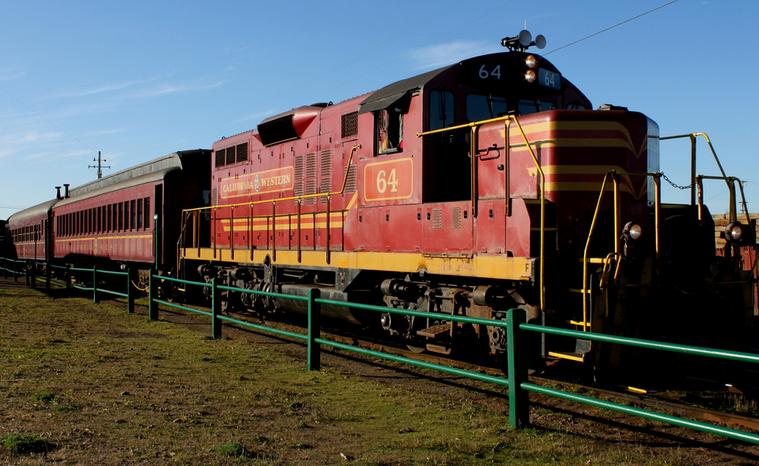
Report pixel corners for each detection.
[7,31,757,364]
[177,32,757,360]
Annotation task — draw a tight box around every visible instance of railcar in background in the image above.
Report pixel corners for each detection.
[7,199,56,263]
[53,150,210,275]
[6,150,210,286]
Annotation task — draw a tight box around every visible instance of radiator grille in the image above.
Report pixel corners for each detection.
[319,150,332,204]
[431,208,443,229]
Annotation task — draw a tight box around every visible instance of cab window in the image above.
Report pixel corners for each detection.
[518,98,557,114]
[428,90,454,130]
[466,94,508,122]
[375,107,404,155]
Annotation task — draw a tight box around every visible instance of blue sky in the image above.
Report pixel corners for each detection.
[1,0,757,220]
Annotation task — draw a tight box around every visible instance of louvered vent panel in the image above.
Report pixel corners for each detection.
[452,207,462,229]
[431,208,443,229]
[344,165,357,193]
[319,150,332,204]
[294,154,305,197]
[304,152,317,205]
[341,112,358,138]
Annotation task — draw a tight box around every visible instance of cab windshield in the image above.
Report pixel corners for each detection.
[465,93,558,122]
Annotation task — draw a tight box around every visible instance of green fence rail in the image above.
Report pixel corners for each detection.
[2,256,758,445]
[0,257,25,278]
[4,259,136,314]
[141,272,759,444]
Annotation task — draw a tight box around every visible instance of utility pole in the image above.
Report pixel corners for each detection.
[88,150,111,179]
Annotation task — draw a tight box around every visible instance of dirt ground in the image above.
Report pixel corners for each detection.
[1,278,757,465]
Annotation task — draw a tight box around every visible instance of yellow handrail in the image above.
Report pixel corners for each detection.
[417,114,545,311]
[660,132,749,224]
[183,144,361,214]
[508,116,545,312]
[583,172,613,332]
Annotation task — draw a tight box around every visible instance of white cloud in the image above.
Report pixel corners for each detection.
[0,130,64,145]
[235,108,278,123]
[25,148,91,161]
[46,75,165,100]
[0,130,64,159]
[406,40,499,70]
[0,69,25,81]
[82,128,127,137]
[131,80,225,98]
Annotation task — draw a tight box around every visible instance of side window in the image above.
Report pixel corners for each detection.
[236,143,248,163]
[428,90,454,130]
[215,149,225,168]
[143,198,150,229]
[375,107,404,155]
[137,198,143,229]
[130,200,136,230]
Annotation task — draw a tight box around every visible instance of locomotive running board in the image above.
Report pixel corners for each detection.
[182,247,535,281]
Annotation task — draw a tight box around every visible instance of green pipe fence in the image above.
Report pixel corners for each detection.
[520,382,759,444]
[144,272,759,445]
[0,257,25,279]
[63,263,134,313]
[3,257,758,445]
[516,323,759,443]
[520,323,759,364]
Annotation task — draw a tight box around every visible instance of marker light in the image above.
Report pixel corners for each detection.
[525,55,538,69]
[524,69,536,83]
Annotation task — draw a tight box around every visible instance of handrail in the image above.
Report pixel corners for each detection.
[581,171,666,330]
[183,144,361,214]
[417,114,545,311]
[582,172,616,331]
[660,132,749,224]
[179,143,361,258]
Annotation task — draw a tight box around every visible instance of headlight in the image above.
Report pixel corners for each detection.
[525,55,538,69]
[628,223,642,240]
[524,69,536,83]
[623,221,642,241]
[725,222,743,241]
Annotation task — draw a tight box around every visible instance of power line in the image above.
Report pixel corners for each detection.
[545,0,680,56]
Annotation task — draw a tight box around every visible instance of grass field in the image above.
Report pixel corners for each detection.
[1,280,757,464]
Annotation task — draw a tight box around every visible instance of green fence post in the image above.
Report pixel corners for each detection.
[148,270,158,321]
[65,265,71,290]
[28,262,35,288]
[211,278,222,339]
[126,267,134,314]
[307,288,321,371]
[45,260,51,291]
[92,266,98,303]
[506,308,529,428]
